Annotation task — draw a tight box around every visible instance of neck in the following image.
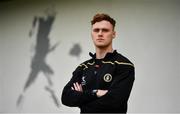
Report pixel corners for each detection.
[95,46,113,59]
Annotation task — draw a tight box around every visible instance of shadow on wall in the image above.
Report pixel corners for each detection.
[69,43,82,59]
[16,7,60,108]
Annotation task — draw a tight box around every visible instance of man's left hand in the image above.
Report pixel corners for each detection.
[71,82,83,92]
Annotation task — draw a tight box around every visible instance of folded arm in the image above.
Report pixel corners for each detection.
[80,66,135,112]
[61,66,97,107]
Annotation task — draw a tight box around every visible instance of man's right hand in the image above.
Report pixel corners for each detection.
[96,90,108,97]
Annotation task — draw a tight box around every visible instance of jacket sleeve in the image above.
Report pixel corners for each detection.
[61,65,97,107]
[80,65,135,111]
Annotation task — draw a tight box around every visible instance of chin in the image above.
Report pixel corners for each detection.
[95,44,108,48]
[94,42,110,48]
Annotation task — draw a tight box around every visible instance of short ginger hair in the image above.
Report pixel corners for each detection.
[91,13,116,29]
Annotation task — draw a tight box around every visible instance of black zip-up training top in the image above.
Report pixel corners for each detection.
[61,50,135,113]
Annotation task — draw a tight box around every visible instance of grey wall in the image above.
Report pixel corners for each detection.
[0,0,180,113]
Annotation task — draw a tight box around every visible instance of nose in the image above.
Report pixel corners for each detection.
[98,30,103,36]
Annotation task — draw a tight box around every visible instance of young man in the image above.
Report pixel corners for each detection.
[61,13,135,113]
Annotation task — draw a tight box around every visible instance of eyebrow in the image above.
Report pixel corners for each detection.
[93,28,110,32]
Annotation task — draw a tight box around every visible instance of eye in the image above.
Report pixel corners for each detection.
[102,28,109,32]
[93,28,99,32]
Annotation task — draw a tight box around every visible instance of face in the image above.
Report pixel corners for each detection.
[91,20,116,48]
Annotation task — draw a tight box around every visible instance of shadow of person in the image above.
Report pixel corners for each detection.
[17,7,60,108]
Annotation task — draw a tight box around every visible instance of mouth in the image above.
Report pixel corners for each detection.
[96,38,104,41]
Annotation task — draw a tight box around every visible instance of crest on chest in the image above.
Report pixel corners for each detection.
[103,73,112,82]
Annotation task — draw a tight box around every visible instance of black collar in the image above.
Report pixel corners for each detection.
[89,50,117,60]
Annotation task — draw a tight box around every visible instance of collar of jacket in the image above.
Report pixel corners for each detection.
[89,50,117,60]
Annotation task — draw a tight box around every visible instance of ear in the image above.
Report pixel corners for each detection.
[112,31,116,39]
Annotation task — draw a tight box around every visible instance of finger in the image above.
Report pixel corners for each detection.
[104,90,108,94]
[73,83,78,91]
[79,84,83,92]
[76,82,80,91]
[96,90,108,97]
